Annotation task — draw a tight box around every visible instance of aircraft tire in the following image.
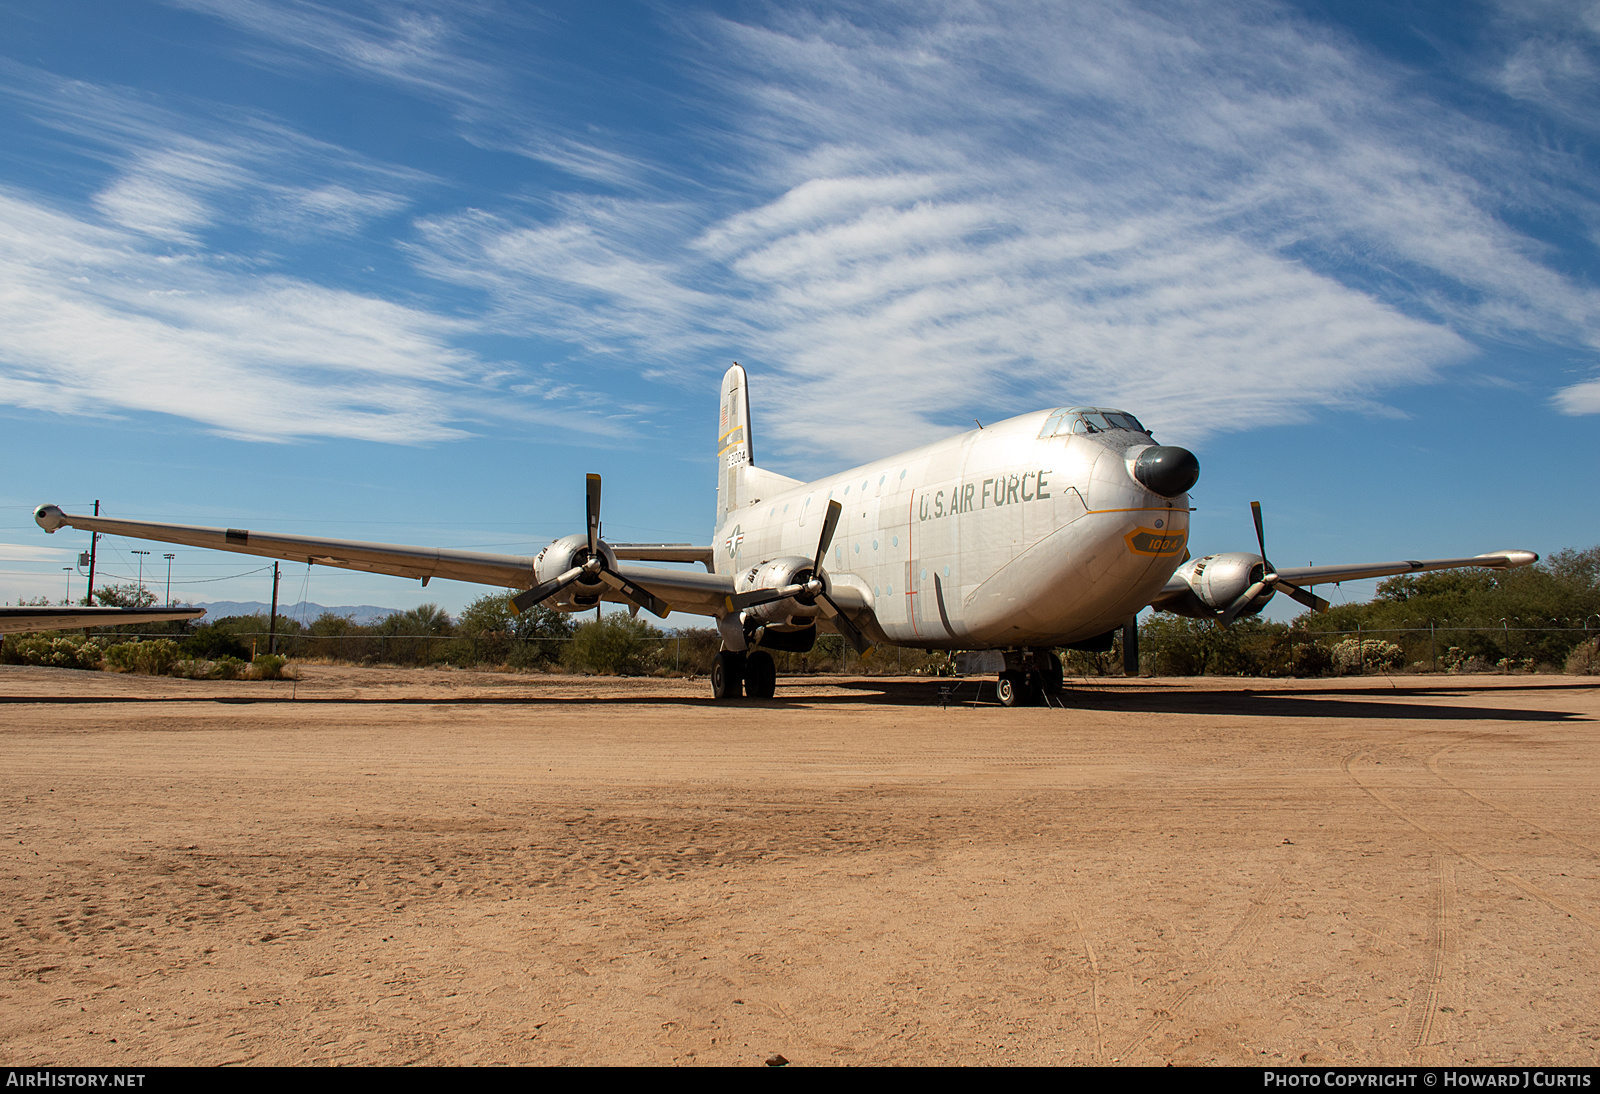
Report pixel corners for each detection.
[744,650,777,700]
[712,650,745,700]
[997,670,1025,707]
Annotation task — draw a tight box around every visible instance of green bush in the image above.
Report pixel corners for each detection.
[250,654,291,680]
[563,615,661,675]
[0,634,103,670]
[103,639,180,675]
[1565,638,1600,675]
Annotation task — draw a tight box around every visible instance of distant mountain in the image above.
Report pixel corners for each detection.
[191,600,403,626]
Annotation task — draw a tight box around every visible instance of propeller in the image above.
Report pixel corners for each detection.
[510,474,671,619]
[1218,501,1331,624]
[725,499,872,653]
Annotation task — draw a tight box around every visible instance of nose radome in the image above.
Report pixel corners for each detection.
[1131,446,1200,497]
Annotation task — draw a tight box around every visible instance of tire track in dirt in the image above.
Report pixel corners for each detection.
[1341,749,1600,932]
[1112,875,1284,1062]
[1426,739,1600,858]
[1405,854,1455,1062]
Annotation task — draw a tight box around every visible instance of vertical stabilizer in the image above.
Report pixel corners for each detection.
[717,363,754,521]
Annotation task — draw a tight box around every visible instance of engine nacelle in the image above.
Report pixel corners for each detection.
[735,556,824,626]
[533,533,619,612]
[1162,552,1269,619]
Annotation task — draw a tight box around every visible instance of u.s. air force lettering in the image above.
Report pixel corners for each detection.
[918,470,1052,521]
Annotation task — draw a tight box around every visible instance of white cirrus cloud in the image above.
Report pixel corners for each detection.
[407,0,1600,460]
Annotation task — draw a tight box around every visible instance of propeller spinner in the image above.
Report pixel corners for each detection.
[510,474,671,619]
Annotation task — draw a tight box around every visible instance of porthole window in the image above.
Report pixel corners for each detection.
[872,539,879,550]
[855,544,861,554]
[874,586,880,597]
[783,504,789,513]
[878,475,886,487]
[891,535,898,547]
[944,566,950,577]
[899,469,906,479]
[844,485,850,495]
[920,568,927,580]
[886,585,893,595]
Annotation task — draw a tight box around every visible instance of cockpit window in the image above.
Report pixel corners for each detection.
[1039,407,1151,439]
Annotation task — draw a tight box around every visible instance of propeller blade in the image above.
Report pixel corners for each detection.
[510,565,584,614]
[585,473,602,555]
[1251,500,1272,572]
[597,569,672,619]
[727,582,807,612]
[817,592,872,653]
[1279,580,1330,613]
[1218,578,1271,625]
[813,500,843,573]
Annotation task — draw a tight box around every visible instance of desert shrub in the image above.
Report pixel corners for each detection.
[103,639,180,675]
[454,592,574,668]
[0,634,103,670]
[563,615,661,675]
[183,624,251,661]
[250,654,291,680]
[1330,638,1405,675]
[1567,638,1600,675]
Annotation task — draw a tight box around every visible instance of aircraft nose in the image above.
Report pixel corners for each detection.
[1131,446,1200,498]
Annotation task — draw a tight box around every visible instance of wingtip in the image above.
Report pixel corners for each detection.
[34,504,66,533]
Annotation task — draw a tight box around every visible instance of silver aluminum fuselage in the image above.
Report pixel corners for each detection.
[712,410,1190,649]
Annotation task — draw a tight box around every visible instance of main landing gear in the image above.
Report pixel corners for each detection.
[995,650,1064,708]
[711,649,777,700]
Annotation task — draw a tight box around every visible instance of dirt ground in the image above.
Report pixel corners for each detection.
[1,664,1596,1067]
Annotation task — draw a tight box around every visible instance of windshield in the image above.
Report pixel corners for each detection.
[1039,407,1150,439]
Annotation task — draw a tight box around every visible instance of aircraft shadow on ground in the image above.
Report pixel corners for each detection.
[1,677,1590,720]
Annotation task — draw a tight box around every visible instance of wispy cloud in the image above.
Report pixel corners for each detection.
[404,0,1600,460]
[0,187,477,442]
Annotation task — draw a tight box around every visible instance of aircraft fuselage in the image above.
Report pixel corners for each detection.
[713,409,1191,650]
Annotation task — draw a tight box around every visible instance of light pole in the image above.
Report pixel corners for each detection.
[163,554,175,606]
[132,550,150,602]
[62,566,72,604]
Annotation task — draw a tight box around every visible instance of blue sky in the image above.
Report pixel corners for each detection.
[3,0,1597,620]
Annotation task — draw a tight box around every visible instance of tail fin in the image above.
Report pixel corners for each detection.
[717,363,754,521]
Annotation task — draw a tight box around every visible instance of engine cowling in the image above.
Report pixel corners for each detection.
[1163,552,1270,619]
[734,556,824,626]
[533,533,619,612]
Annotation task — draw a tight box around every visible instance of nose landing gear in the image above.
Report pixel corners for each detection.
[996,650,1063,707]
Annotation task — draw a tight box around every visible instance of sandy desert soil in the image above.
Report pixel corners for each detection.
[1,664,1596,1066]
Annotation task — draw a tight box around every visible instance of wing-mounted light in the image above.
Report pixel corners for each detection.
[510,474,671,619]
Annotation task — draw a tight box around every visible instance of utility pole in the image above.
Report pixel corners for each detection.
[268,562,281,657]
[132,550,150,601]
[62,567,72,604]
[164,554,175,606]
[85,500,99,605]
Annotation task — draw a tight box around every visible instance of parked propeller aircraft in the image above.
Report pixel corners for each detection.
[34,364,1537,704]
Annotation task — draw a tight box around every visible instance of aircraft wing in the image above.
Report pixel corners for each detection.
[34,505,736,619]
[1267,550,1539,589]
[1,606,206,635]
[611,543,716,569]
[1150,548,1540,615]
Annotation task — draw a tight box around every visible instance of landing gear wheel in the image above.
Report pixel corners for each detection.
[711,650,746,700]
[997,670,1027,707]
[744,650,777,700]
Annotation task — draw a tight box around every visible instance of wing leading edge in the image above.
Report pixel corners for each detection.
[1,606,206,636]
[33,505,735,619]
